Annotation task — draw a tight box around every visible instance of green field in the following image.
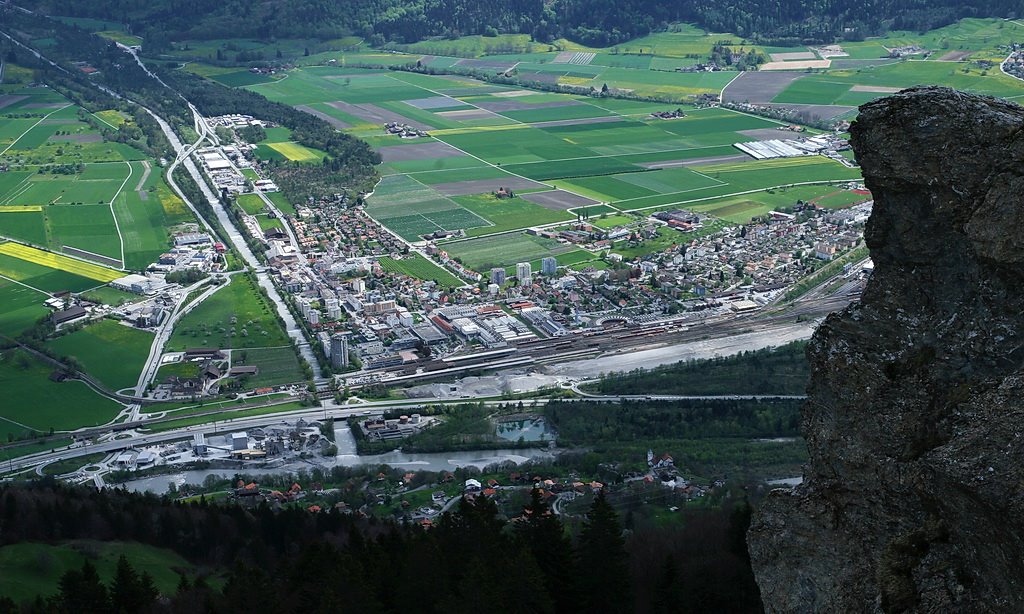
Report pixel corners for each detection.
[168,274,290,351]
[229,346,306,388]
[0,541,205,603]
[0,349,123,437]
[0,250,105,293]
[48,319,153,392]
[1,88,191,271]
[0,278,48,336]
[445,233,578,271]
[184,18,1024,274]
[378,253,464,287]
[236,193,266,214]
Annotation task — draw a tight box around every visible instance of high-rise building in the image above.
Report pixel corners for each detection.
[516,262,532,284]
[330,334,349,369]
[490,267,506,285]
[541,256,558,276]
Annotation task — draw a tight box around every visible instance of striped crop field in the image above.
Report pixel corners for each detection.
[0,243,122,282]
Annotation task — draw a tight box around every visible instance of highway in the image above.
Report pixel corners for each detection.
[1,392,807,476]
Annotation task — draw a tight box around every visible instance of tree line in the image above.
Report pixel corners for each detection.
[590,340,810,396]
[545,397,803,445]
[0,480,762,612]
[19,0,1023,48]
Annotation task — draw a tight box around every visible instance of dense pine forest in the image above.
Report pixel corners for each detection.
[589,341,810,396]
[21,0,1023,47]
[0,481,762,613]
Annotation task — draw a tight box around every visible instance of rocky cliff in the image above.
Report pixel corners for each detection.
[748,86,1024,612]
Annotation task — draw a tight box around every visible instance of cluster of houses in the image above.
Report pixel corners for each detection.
[383,122,428,138]
[649,109,687,120]
[1002,44,1024,80]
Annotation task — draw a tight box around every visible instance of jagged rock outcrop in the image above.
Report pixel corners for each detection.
[748,87,1024,612]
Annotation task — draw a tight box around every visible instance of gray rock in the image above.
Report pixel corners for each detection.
[748,86,1024,613]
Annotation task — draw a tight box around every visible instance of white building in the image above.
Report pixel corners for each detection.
[516,262,532,283]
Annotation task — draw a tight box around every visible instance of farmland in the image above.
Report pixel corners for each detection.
[47,319,154,392]
[167,274,293,351]
[244,66,865,266]
[0,242,121,282]
[378,253,464,287]
[0,86,197,271]
[0,349,123,436]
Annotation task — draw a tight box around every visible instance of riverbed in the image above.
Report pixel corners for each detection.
[116,424,555,493]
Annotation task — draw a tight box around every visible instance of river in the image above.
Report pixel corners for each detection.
[116,424,555,494]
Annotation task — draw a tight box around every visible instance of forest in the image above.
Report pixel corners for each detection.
[18,0,1023,47]
[0,480,762,613]
[545,398,803,445]
[589,341,810,396]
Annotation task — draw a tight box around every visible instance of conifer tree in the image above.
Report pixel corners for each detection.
[575,490,631,612]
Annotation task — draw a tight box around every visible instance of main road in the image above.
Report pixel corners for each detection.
[120,45,321,377]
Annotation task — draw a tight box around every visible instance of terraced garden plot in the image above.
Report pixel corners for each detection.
[48,319,153,392]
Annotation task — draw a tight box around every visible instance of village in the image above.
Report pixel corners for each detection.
[30,112,870,403]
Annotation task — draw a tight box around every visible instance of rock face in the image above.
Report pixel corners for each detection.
[748,86,1024,612]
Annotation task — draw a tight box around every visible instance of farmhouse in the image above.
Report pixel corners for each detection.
[51,305,87,325]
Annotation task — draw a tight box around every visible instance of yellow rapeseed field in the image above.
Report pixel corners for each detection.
[0,243,121,282]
